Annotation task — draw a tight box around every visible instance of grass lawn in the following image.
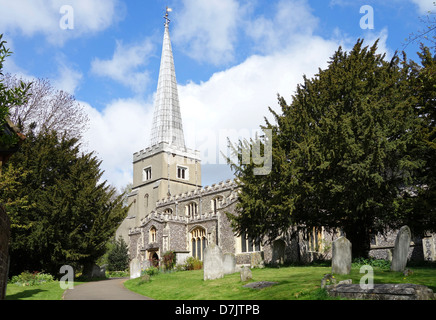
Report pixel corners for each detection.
[5,280,87,300]
[124,264,436,300]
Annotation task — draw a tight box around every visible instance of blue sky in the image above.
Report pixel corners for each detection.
[0,0,434,191]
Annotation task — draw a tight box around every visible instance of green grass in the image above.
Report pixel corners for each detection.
[5,264,436,300]
[5,280,86,300]
[124,265,436,300]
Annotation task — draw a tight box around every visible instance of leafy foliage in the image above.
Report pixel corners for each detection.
[9,271,54,286]
[162,250,177,270]
[0,34,30,148]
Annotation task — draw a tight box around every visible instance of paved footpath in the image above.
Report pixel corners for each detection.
[62,277,153,300]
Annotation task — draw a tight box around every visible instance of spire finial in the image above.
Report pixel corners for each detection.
[164,7,172,26]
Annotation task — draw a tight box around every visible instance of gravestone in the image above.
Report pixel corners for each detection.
[203,243,224,280]
[223,253,236,275]
[240,266,252,282]
[130,258,141,279]
[331,236,352,275]
[391,226,411,272]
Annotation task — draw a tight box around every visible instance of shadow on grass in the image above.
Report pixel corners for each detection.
[5,288,46,300]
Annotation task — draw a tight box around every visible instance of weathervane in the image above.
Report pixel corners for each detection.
[164,6,172,26]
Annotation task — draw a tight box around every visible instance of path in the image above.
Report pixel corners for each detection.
[62,277,153,300]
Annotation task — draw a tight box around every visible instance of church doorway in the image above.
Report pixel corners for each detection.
[149,251,159,267]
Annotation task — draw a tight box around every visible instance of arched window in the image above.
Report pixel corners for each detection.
[190,227,207,260]
[163,208,173,215]
[185,202,198,217]
[149,226,157,243]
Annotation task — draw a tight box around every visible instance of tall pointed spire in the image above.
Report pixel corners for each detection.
[149,7,186,149]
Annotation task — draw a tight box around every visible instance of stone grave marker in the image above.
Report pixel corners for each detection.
[331,236,352,275]
[203,243,224,280]
[130,258,141,279]
[391,225,411,272]
[240,266,252,282]
[223,253,236,275]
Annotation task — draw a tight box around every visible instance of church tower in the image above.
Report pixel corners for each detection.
[116,8,201,242]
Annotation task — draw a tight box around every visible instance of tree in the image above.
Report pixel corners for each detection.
[0,35,30,149]
[3,74,88,141]
[227,39,423,258]
[397,45,436,234]
[1,128,128,276]
[107,236,129,271]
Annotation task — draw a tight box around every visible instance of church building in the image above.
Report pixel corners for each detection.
[115,9,436,268]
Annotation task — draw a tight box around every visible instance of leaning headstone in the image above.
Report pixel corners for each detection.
[391,225,411,272]
[223,253,236,275]
[203,243,224,280]
[331,236,352,275]
[130,258,141,279]
[240,266,252,282]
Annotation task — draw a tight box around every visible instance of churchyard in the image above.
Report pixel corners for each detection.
[124,261,436,300]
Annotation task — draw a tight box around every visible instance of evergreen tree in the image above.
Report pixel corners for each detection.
[228,39,424,258]
[107,236,129,271]
[1,128,128,275]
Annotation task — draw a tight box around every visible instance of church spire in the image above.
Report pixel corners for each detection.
[149,7,186,149]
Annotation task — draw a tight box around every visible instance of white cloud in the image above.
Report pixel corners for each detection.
[245,0,319,52]
[0,0,124,45]
[411,0,435,14]
[172,0,242,65]
[90,38,154,93]
[53,61,83,95]
[179,36,339,166]
[81,98,154,191]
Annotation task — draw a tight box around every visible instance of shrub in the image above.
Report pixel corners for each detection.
[10,271,54,286]
[142,266,160,277]
[352,257,391,270]
[185,257,203,270]
[162,251,176,270]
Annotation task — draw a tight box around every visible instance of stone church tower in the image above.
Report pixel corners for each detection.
[115,9,201,244]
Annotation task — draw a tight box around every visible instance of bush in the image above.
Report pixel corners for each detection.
[352,257,391,270]
[185,257,203,270]
[142,266,160,277]
[162,251,176,270]
[10,271,54,286]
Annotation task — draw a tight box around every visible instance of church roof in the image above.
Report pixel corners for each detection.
[149,8,186,149]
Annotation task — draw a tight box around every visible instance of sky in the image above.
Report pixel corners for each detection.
[0,0,434,192]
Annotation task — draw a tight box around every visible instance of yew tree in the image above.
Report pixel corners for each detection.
[228,39,425,258]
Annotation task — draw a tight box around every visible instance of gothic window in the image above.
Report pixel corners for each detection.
[163,208,173,215]
[149,226,157,243]
[177,165,188,180]
[142,166,152,181]
[240,231,261,253]
[191,227,207,260]
[185,202,198,217]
